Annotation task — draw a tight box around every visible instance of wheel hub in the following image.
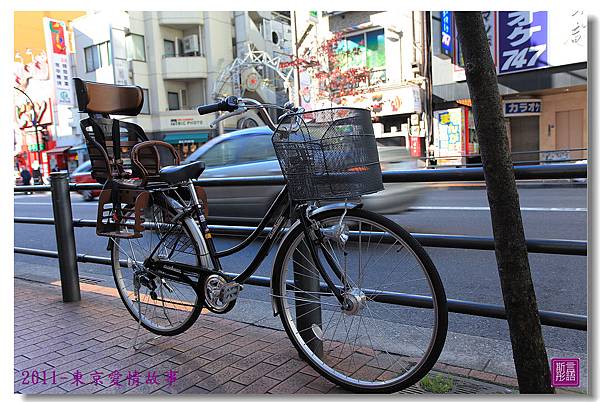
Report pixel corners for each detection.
[342,288,366,315]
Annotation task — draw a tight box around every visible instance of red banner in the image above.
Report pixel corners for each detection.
[49,21,67,55]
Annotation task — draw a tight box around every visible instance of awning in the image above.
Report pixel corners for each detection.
[163,132,209,145]
[46,146,72,154]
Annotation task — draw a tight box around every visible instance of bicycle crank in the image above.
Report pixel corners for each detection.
[203,274,242,314]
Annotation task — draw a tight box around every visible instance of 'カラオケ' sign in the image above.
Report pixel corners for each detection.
[503,99,542,116]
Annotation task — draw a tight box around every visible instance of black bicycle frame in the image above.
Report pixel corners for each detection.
[147,183,347,303]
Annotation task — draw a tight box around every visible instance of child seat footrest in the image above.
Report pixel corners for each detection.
[96,188,149,239]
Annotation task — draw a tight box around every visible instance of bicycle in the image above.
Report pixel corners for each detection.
[74,78,448,393]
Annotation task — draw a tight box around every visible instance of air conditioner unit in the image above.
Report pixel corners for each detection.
[262,19,286,46]
[182,34,199,54]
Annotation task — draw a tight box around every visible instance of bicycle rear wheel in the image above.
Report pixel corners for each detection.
[272,208,447,393]
[110,195,204,336]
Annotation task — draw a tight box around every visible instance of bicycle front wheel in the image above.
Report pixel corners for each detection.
[272,208,447,393]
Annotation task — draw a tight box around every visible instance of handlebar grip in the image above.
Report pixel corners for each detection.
[197,96,239,115]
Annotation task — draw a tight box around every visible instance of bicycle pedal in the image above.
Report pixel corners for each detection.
[220,282,242,304]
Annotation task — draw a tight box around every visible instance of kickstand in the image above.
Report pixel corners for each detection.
[132,278,160,351]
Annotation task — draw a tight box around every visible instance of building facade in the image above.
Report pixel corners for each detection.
[14,11,86,178]
[72,11,292,160]
[431,11,587,166]
[292,11,430,159]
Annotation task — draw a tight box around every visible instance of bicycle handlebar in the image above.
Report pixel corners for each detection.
[197,96,239,115]
[197,96,287,132]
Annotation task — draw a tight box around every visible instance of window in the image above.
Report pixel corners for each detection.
[84,46,98,72]
[167,92,180,111]
[84,41,111,72]
[200,140,238,167]
[164,39,176,57]
[140,89,150,114]
[200,135,276,168]
[98,41,111,67]
[181,89,188,109]
[235,135,277,164]
[335,28,385,70]
[126,33,146,61]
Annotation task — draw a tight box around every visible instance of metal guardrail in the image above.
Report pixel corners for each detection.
[13,163,589,193]
[14,165,588,331]
[13,217,587,256]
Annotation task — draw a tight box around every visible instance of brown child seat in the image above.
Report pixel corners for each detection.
[74,78,182,239]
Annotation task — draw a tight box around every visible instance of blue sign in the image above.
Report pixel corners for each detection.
[503,100,542,116]
[441,11,453,57]
[498,11,548,74]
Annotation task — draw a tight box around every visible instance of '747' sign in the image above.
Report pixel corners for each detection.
[498,11,548,74]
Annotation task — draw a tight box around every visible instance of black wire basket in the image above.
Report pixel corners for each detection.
[272,107,383,201]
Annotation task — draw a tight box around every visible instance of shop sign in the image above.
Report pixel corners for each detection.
[434,108,464,164]
[44,18,74,106]
[440,11,453,57]
[450,11,586,78]
[498,11,548,74]
[331,86,422,116]
[28,143,46,152]
[15,99,53,129]
[168,117,206,128]
[503,99,542,116]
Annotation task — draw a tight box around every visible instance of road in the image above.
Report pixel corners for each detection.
[14,183,587,357]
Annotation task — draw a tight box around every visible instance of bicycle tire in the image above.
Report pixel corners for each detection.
[272,208,448,393]
[110,199,204,336]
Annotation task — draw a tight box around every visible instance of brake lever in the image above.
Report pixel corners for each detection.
[209,107,247,129]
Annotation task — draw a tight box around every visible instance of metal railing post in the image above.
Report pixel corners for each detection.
[50,172,81,302]
[293,240,323,357]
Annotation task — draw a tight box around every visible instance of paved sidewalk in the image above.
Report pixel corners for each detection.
[14,278,523,395]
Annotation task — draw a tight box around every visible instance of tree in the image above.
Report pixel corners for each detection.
[454,12,553,394]
[282,32,375,100]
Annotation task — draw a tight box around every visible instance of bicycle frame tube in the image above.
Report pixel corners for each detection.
[215,186,291,258]
[296,206,345,303]
[230,186,293,283]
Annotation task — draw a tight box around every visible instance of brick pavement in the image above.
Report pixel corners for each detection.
[14,278,519,395]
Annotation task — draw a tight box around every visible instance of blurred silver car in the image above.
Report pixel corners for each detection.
[183,127,424,223]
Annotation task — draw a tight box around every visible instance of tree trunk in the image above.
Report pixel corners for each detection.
[454,12,553,394]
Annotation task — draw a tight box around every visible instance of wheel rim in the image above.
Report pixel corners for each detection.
[277,214,444,389]
[112,202,201,333]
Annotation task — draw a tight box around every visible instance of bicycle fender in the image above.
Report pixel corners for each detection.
[270,219,302,317]
[269,202,361,316]
[308,202,362,217]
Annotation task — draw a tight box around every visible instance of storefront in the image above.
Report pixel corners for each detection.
[432,106,477,166]
[162,132,210,160]
[502,98,542,163]
[432,11,587,167]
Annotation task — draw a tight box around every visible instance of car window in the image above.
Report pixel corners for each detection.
[235,135,276,164]
[200,140,238,168]
[201,135,276,168]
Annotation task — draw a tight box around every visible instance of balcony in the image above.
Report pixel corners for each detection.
[162,56,207,80]
[157,11,203,28]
